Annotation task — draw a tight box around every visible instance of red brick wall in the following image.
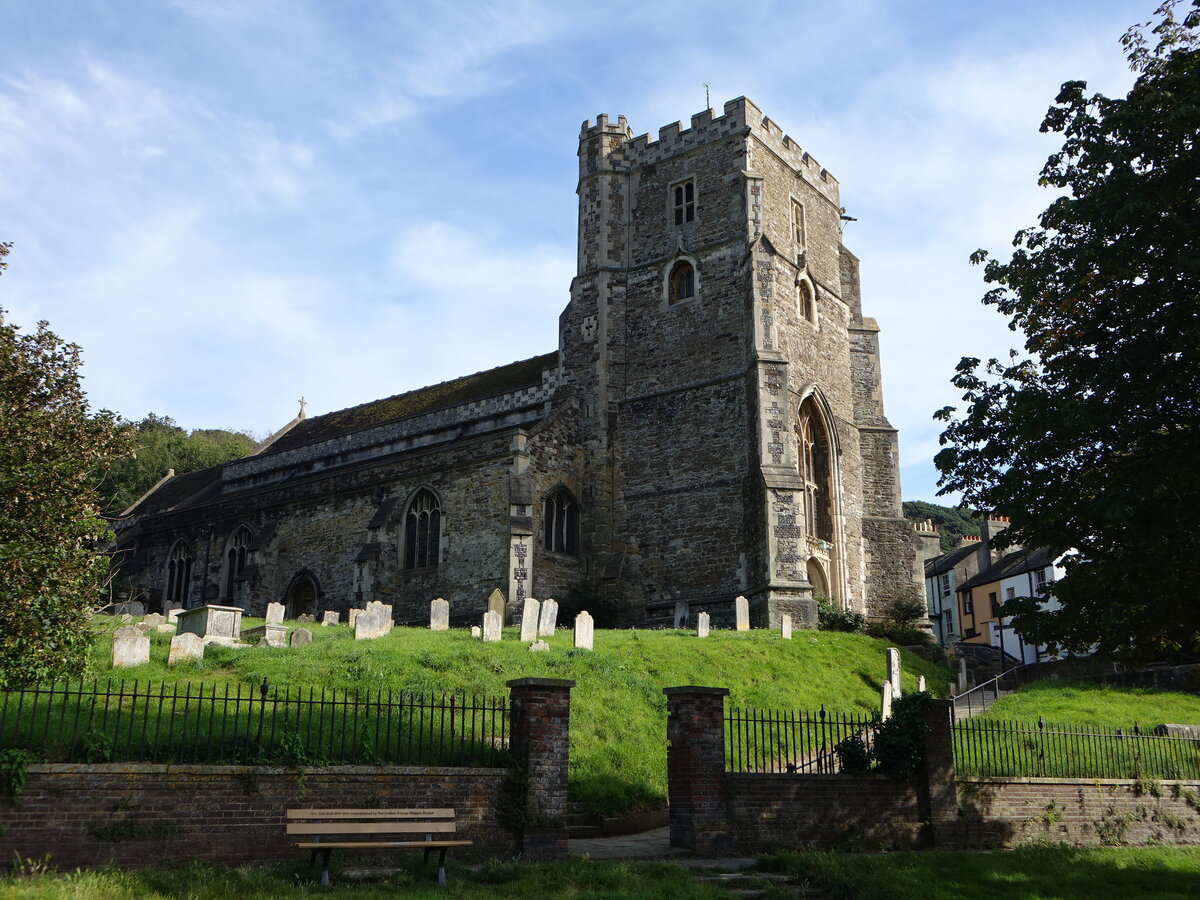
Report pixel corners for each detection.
[0,763,514,870]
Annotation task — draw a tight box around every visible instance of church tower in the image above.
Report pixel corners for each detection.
[560,97,917,625]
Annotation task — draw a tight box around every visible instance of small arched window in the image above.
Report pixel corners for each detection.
[668,261,696,304]
[404,489,442,571]
[798,280,815,323]
[165,540,193,608]
[224,526,252,602]
[543,488,579,556]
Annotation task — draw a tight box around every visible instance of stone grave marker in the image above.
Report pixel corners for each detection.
[957,658,968,692]
[482,610,502,642]
[487,588,506,624]
[321,611,339,627]
[354,601,393,640]
[290,627,313,647]
[296,613,315,624]
[265,602,286,625]
[430,598,450,631]
[529,640,550,652]
[142,613,165,628]
[781,613,793,640]
[734,595,750,631]
[176,605,242,645]
[673,600,689,629]
[156,623,177,633]
[886,647,902,697]
[348,608,364,629]
[168,632,204,665]
[881,680,894,720]
[917,675,926,692]
[696,611,710,638]
[537,598,558,637]
[471,625,481,638]
[166,607,182,625]
[112,625,149,668]
[574,611,594,650]
[519,598,541,642]
[242,624,287,646]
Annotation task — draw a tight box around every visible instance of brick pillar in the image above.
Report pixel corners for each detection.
[663,686,732,855]
[507,677,575,859]
[921,699,957,846]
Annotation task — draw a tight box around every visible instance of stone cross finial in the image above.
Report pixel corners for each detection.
[298,396,307,418]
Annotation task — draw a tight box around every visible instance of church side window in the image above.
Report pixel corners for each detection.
[673,179,695,225]
[404,489,442,571]
[543,488,579,556]
[797,400,833,543]
[224,525,252,603]
[792,199,806,249]
[668,261,696,304]
[798,280,815,323]
[165,539,193,608]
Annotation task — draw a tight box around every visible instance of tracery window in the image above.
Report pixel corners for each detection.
[165,540,193,608]
[543,488,579,556]
[404,489,442,571]
[668,261,696,304]
[673,179,695,225]
[797,399,833,543]
[224,526,252,602]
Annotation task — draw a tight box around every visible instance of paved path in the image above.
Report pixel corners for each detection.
[568,826,756,870]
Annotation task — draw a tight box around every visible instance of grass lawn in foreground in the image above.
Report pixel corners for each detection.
[978,679,1200,728]
[79,619,952,815]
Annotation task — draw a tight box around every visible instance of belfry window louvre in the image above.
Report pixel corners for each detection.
[543,489,579,556]
[673,180,695,225]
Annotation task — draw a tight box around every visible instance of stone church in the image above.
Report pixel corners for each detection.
[114,97,919,628]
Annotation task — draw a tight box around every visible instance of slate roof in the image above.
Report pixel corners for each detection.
[924,543,981,579]
[957,546,1057,592]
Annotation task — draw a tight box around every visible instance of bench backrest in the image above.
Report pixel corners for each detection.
[287,808,457,839]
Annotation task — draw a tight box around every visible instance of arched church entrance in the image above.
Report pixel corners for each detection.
[284,573,319,620]
[806,558,829,599]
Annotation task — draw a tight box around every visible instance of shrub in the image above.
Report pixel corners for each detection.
[817,597,865,633]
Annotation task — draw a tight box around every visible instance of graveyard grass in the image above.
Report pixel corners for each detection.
[976,679,1200,729]
[86,618,953,814]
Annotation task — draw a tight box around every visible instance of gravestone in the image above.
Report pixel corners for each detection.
[673,600,689,629]
[290,627,313,647]
[112,626,149,668]
[296,613,315,624]
[734,595,750,631]
[354,601,393,640]
[574,611,594,650]
[166,607,182,625]
[471,625,481,639]
[519,598,541,642]
[482,610,502,642]
[348,608,365,629]
[163,601,182,617]
[529,640,550,652]
[886,648,902,697]
[696,611,710,639]
[156,623,176,633]
[242,623,287,646]
[142,613,165,628]
[537,598,558,637]
[168,632,204,665]
[487,588,506,624]
[917,675,926,692]
[176,605,243,645]
[430,598,450,631]
[265,602,286,625]
[321,611,339,627]
[881,680,894,720]
[781,613,793,640]
[108,600,146,617]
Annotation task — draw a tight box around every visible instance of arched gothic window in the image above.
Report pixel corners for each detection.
[543,488,579,556]
[404,489,442,571]
[668,261,696,304]
[798,280,815,323]
[165,540,193,608]
[224,526,252,603]
[797,399,833,543]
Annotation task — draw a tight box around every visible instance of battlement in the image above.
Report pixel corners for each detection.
[580,97,839,202]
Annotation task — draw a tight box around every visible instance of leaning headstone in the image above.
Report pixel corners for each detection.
[112,626,150,668]
[168,632,204,665]
[430,598,450,631]
[482,610,502,642]
[471,625,482,639]
[957,658,968,692]
[529,640,550,652]
[537,598,558,637]
[734,595,750,631]
[321,611,339,627]
[520,598,541,642]
[886,648,902,697]
[142,613,165,628]
[242,624,287,647]
[881,680,895,720]
[296,613,315,624]
[265,602,286,625]
[354,601,393,640]
[781,613,793,640]
[696,611,710,639]
[574,611,594,650]
[917,675,927,693]
[673,600,689,629]
[487,588,506,624]
[348,608,365,629]
[290,627,313,648]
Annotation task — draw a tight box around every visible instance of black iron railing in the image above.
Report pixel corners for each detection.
[725,705,877,774]
[0,679,509,768]
[954,717,1200,780]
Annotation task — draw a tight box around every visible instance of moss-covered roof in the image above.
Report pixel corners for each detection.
[263,351,557,454]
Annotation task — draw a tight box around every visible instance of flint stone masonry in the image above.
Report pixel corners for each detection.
[111,627,149,668]
[482,610,502,642]
[168,632,204,665]
[573,611,594,650]
[430,598,450,631]
[265,602,286,625]
[520,598,541,642]
[696,612,710,638]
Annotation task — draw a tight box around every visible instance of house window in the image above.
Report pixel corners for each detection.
[963,592,974,615]
[792,199,806,248]
[798,280,815,323]
[165,540,193,608]
[543,488,579,556]
[668,261,696,304]
[223,525,252,603]
[989,591,1000,618]
[403,489,442,570]
[1005,586,1016,601]
[673,180,695,225]
[1034,569,1048,591]
[939,573,951,598]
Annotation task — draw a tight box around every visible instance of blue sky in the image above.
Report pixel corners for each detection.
[0,0,1149,503]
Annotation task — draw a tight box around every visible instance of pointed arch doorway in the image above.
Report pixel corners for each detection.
[284,572,319,620]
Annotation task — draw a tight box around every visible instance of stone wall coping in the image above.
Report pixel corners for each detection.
[26,762,508,777]
[663,686,731,697]
[506,677,577,689]
[958,776,1200,787]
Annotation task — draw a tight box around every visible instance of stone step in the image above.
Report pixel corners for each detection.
[566,824,603,839]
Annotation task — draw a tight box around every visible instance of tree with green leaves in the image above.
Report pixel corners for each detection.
[902,500,982,552]
[934,2,1200,659]
[1,245,133,685]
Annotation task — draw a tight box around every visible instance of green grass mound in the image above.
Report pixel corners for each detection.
[978,678,1200,729]
[85,619,951,815]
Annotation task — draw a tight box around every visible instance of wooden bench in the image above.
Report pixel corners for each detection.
[287,808,473,887]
